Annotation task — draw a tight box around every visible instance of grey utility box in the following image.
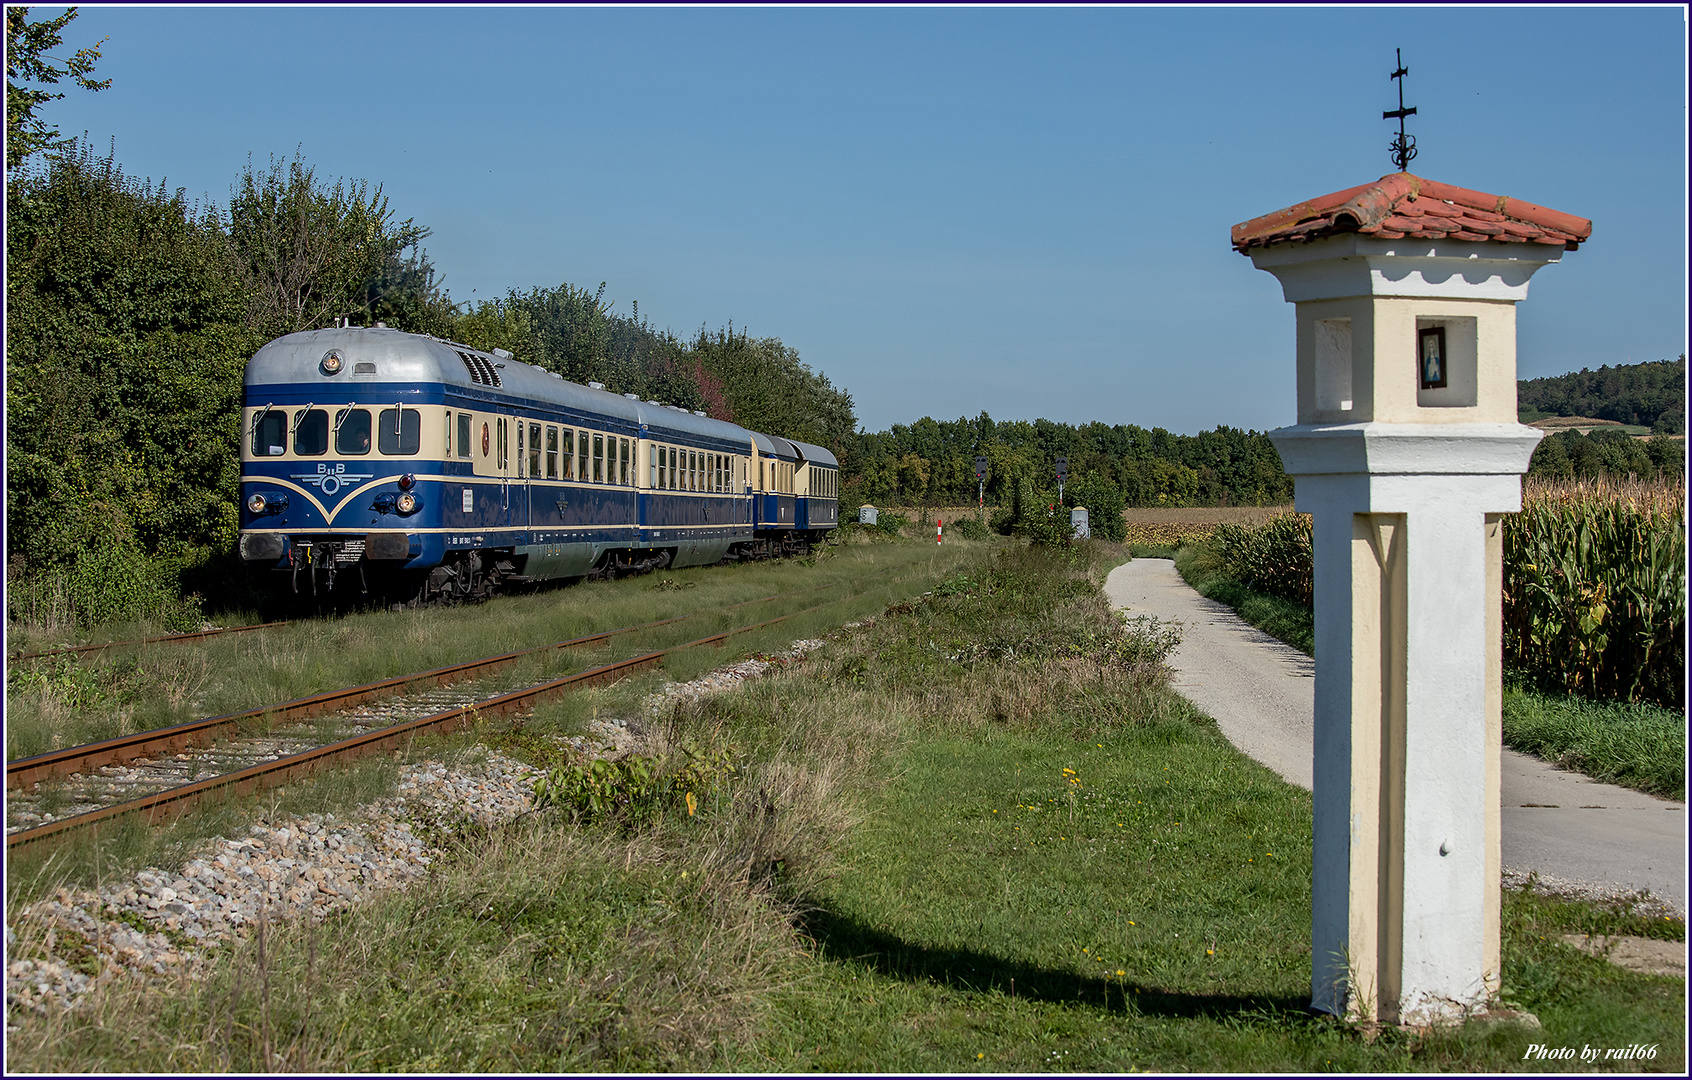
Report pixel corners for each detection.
[1070,507,1090,540]
[858,505,878,525]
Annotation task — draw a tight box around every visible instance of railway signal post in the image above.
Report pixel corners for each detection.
[974,456,989,524]
[1234,160,1589,1025]
[1054,456,1068,505]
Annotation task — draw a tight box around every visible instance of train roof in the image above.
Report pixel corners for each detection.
[244,326,751,448]
[785,439,839,468]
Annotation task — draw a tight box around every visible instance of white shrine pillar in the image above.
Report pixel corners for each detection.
[1231,173,1590,1025]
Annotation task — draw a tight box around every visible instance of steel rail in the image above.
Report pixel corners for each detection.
[6,581,838,791]
[6,601,838,850]
[9,622,293,664]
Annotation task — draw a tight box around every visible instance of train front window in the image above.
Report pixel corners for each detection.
[378,409,420,455]
[251,409,287,457]
[294,409,328,456]
[457,413,473,459]
[335,409,372,455]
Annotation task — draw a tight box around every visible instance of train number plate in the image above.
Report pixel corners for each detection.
[462,488,474,513]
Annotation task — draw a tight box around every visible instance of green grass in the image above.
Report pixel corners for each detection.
[6,541,1683,1072]
[4,536,981,761]
[1503,683,1686,800]
[1171,544,1315,655]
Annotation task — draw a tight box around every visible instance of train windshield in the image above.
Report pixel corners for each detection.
[252,409,286,456]
[335,409,372,455]
[378,409,420,455]
[294,409,328,456]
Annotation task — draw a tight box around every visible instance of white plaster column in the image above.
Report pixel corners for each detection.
[1274,424,1539,1024]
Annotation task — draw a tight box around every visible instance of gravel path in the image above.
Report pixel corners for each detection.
[5,636,827,1027]
[1104,557,1687,916]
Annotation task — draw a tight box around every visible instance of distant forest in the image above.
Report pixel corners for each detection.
[1518,356,1686,434]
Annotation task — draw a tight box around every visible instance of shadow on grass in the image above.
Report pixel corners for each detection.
[798,904,1312,1024]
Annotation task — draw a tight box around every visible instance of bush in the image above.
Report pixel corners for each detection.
[946,517,990,541]
[7,542,204,633]
[1063,473,1126,542]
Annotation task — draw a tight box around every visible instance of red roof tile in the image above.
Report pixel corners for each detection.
[1231,173,1591,254]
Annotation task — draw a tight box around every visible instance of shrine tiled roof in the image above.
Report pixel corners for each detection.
[1231,173,1591,254]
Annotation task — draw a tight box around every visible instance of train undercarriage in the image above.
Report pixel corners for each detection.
[271,531,827,610]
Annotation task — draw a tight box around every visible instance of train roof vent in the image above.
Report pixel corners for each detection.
[587,381,606,390]
[456,350,502,387]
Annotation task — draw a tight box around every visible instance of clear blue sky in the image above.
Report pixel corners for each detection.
[27,4,1688,434]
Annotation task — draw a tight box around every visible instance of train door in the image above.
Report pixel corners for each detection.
[497,412,515,530]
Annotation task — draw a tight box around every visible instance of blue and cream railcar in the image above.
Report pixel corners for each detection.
[788,439,840,534]
[237,326,797,604]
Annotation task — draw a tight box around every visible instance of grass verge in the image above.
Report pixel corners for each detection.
[1171,543,1315,655]
[6,540,1683,1072]
[1502,683,1686,801]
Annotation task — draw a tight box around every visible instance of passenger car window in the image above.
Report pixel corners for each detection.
[546,426,559,479]
[252,409,287,456]
[293,409,328,456]
[378,409,420,455]
[335,409,372,455]
[528,423,541,477]
[592,433,604,483]
[577,430,588,481]
[619,438,630,486]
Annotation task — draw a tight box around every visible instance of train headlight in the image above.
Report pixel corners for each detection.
[246,492,288,516]
[320,350,344,376]
[395,492,418,515]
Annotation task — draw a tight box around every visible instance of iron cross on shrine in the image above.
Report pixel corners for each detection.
[1385,47,1417,172]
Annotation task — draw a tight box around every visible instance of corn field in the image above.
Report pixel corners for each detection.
[1503,477,1685,708]
[1186,477,1685,709]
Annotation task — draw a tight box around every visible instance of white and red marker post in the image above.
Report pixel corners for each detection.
[936,518,943,544]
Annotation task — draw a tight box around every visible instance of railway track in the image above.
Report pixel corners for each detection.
[8,621,292,664]
[5,584,857,850]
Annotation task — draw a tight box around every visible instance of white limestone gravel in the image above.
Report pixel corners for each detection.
[4,634,829,1027]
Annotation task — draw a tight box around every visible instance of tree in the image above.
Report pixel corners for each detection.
[228,152,431,336]
[6,7,109,171]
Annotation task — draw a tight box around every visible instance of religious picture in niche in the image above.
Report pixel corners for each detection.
[1418,326,1447,390]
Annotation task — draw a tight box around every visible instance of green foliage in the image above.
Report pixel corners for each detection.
[229,151,444,337]
[5,142,257,593]
[5,6,109,171]
[1063,472,1126,541]
[1210,513,1313,607]
[1518,356,1686,434]
[944,516,990,541]
[530,745,736,830]
[1503,482,1685,708]
[1528,427,1684,482]
[843,413,1294,513]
